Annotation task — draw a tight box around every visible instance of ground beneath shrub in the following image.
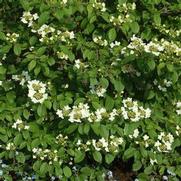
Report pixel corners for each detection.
[106,159,136,181]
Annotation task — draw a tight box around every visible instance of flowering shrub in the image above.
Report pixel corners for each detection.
[0,0,181,180]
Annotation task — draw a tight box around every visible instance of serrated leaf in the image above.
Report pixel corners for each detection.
[13,44,21,56]
[93,151,102,163]
[105,154,115,164]
[28,60,36,71]
[108,28,117,42]
[133,160,142,171]
[74,150,85,163]
[63,166,72,178]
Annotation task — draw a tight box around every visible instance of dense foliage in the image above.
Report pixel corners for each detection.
[0,0,181,180]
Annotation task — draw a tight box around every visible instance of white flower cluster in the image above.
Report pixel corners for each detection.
[37,25,75,43]
[143,134,150,148]
[57,51,69,60]
[76,139,91,152]
[150,158,157,165]
[27,80,48,104]
[38,24,55,38]
[110,41,120,48]
[129,128,139,139]
[117,3,136,12]
[90,85,107,97]
[93,36,108,46]
[92,136,123,153]
[12,71,31,86]
[6,143,15,151]
[55,134,68,146]
[77,136,123,153]
[6,33,19,43]
[154,79,172,92]
[74,59,88,69]
[57,30,75,41]
[110,14,132,26]
[121,35,181,58]
[92,0,106,12]
[176,125,181,136]
[110,3,135,26]
[61,0,68,5]
[121,97,151,122]
[12,119,29,131]
[56,98,151,123]
[155,24,181,38]
[56,103,112,123]
[32,148,61,164]
[176,101,181,115]
[154,132,174,152]
[21,11,75,44]
[20,11,39,27]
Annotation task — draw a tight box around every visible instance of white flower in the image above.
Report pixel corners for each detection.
[27,80,48,104]
[95,108,106,121]
[6,33,19,43]
[33,13,39,20]
[150,158,157,165]
[96,87,106,97]
[110,41,120,48]
[12,119,29,131]
[56,109,64,119]
[133,129,139,138]
[6,143,15,150]
[109,109,118,121]
[92,139,101,151]
[37,24,55,37]
[143,135,149,141]
[176,109,181,115]
[74,59,81,69]
[176,101,181,108]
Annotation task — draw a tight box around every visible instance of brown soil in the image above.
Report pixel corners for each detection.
[106,159,136,181]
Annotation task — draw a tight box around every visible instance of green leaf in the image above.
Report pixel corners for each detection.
[13,43,21,56]
[16,152,25,163]
[93,151,102,163]
[123,147,136,160]
[133,160,142,171]
[100,125,109,138]
[63,166,72,178]
[147,60,155,70]
[0,66,6,74]
[38,12,50,25]
[105,154,115,164]
[130,22,140,34]
[14,134,23,146]
[65,125,78,134]
[33,160,41,171]
[80,167,93,176]
[105,96,114,110]
[37,104,46,117]
[144,166,153,174]
[40,162,48,175]
[145,90,155,100]
[83,124,90,135]
[74,150,85,163]
[28,60,36,71]
[23,109,30,119]
[91,123,100,136]
[108,28,117,42]
[153,13,161,25]
[0,32,6,40]
[112,79,124,92]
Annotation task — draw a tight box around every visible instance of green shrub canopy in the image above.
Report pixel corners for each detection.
[0,0,181,180]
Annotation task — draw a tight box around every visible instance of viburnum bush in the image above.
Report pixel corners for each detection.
[0,0,181,180]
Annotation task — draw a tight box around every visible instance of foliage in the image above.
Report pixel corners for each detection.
[0,0,181,180]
